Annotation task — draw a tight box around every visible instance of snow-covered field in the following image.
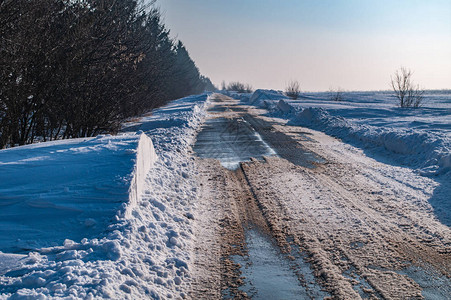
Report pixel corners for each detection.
[0,94,210,299]
[242,89,451,226]
[245,89,451,175]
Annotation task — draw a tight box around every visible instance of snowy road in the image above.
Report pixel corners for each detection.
[189,94,451,299]
[1,93,449,299]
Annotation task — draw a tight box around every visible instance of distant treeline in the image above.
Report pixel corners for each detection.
[0,0,215,148]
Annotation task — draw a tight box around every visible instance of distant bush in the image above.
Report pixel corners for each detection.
[391,67,424,108]
[285,80,301,99]
[226,81,253,93]
[329,87,344,101]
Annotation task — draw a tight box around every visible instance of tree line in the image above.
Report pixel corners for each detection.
[0,0,215,148]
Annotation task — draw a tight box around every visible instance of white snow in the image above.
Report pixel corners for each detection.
[0,88,448,298]
[0,134,143,254]
[0,93,210,299]
[248,89,288,107]
[126,133,157,219]
[244,89,451,175]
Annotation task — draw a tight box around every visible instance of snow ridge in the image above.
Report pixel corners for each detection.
[126,133,157,218]
[293,106,451,175]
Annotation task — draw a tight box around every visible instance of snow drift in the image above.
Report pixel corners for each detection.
[294,107,451,174]
[0,133,143,253]
[248,89,288,107]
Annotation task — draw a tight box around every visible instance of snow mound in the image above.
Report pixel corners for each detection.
[0,133,143,253]
[277,99,295,114]
[248,89,288,106]
[247,89,450,175]
[220,90,252,102]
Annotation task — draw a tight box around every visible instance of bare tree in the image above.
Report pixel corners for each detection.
[285,80,300,99]
[391,67,424,108]
[329,87,344,101]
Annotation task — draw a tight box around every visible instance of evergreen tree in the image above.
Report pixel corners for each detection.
[0,0,214,148]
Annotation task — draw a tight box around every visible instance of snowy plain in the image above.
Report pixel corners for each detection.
[0,93,210,299]
[245,89,451,175]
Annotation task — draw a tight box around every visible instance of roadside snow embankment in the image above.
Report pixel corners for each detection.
[126,133,157,218]
[247,89,288,107]
[294,107,451,174]
[247,90,451,175]
[0,133,143,254]
[0,93,210,299]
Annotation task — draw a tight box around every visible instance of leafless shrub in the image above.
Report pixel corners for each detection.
[391,67,424,108]
[329,87,344,101]
[226,81,253,93]
[285,80,301,99]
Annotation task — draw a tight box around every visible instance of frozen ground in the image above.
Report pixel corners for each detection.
[0,93,210,299]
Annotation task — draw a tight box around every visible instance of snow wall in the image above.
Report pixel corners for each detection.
[248,89,288,106]
[126,133,157,218]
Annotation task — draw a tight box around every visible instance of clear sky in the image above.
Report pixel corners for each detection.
[157,0,451,91]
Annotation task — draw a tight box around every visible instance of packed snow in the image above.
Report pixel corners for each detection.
[0,134,144,254]
[0,93,210,299]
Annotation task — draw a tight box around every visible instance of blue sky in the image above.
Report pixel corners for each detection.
[158,0,451,91]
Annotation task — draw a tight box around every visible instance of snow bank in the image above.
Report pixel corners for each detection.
[277,99,295,114]
[248,89,288,106]
[220,90,252,102]
[248,90,451,175]
[0,134,142,253]
[294,107,451,174]
[0,93,211,299]
[126,133,157,218]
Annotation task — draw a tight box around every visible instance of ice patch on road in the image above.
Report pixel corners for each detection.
[229,229,329,299]
[194,117,277,170]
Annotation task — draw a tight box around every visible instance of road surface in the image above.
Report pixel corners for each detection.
[189,94,451,299]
